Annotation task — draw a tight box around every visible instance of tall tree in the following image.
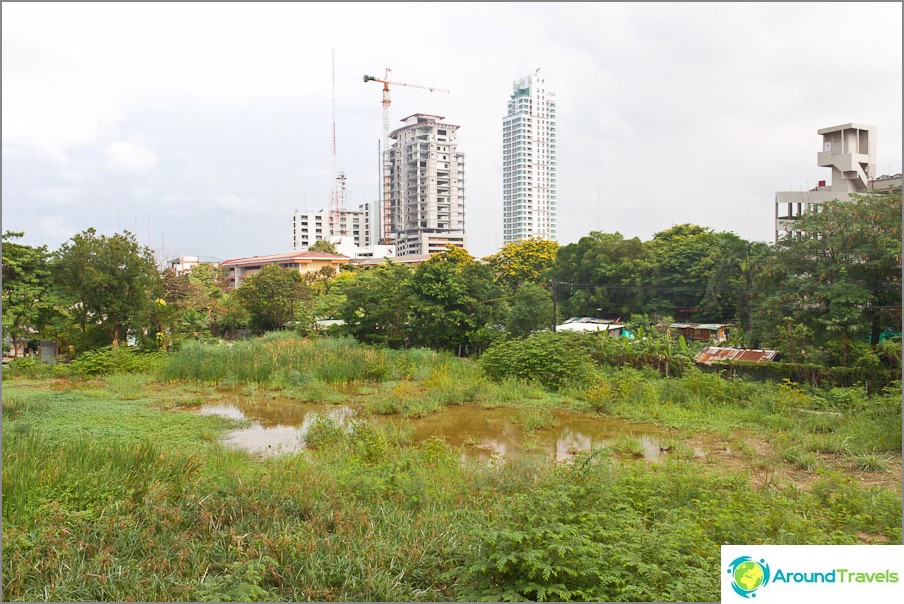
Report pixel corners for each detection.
[646,224,747,320]
[486,238,559,290]
[2,232,61,354]
[554,231,652,319]
[339,261,415,348]
[234,264,314,333]
[751,191,902,359]
[53,229,160,348]
[408,246,505,351]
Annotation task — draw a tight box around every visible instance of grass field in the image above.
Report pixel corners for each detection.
[3,335,901,601]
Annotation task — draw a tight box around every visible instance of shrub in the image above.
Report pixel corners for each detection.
[480,332,594,390]
[4,357,53,379]
[69,346,167,378]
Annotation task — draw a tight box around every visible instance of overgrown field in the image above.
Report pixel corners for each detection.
[3,335,902,601]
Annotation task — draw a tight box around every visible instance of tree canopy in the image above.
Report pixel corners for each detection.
[309,239,339,254]
[234,264,314,333]
[2,232,61,353]
[750,190,902,363]
[53,229,161,347]
[486,238,558,290]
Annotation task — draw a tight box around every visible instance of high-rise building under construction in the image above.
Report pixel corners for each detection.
[388,113,466,256]
[502,69,557,243]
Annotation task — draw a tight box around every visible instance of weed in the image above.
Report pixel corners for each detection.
[847,452,892,472]
[515,407,556,433]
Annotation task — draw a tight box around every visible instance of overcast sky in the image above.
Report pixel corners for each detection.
[3,2,902,261]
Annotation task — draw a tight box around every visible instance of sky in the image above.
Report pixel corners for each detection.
[3,2,902,262]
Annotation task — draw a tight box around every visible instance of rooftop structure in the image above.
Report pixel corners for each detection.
[669,323,730,343]
[694,346,778,365]
[556,317,627,336]
[775,123,900,242]
[220,251,349,290]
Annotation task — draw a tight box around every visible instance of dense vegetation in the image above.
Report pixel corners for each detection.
[3,335,901,601]
[4,191,900,371]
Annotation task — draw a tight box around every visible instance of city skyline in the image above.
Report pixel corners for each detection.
[2,2,902,261]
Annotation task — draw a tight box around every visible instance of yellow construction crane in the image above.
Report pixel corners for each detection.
[364,68,450,244]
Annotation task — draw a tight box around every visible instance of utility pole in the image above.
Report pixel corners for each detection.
[551,278,558,331]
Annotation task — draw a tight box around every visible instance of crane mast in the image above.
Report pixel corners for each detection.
[363,69,449,245]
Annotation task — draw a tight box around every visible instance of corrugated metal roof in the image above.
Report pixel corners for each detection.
[694,346,778,365]
[671,323,729,330]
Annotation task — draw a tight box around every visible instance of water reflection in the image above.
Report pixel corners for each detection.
[196,396,356,455]
[378,407,670,463]
[188,397,680,463]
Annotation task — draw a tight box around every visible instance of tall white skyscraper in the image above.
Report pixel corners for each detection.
[502,68,557,243]
[389,114,467,256]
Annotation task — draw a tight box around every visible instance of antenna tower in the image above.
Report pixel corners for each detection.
[328,50,347,238]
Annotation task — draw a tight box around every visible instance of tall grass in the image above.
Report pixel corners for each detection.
[163,334,450,387]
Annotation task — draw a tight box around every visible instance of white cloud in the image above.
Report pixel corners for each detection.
[105,141,157,171]
[35,215,77,243]
[30,186,80,205]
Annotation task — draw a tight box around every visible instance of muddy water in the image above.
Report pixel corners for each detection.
[195,395,357,455]
[189,396,677,462]
[375,407,673,463]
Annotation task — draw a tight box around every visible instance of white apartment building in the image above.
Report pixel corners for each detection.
[502,68,557,243]
[167,256,201,275]
[388,114,466,257]
[292,206,364,250]
[775,123,900,241]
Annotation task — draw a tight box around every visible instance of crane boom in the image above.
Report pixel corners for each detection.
[363,74,450,94]
[364,68,450,245]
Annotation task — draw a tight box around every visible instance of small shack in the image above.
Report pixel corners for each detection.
[556,317,628,338]
[670,323,730,343]
[694,346,777,366]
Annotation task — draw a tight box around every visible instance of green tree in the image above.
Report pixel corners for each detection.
[486,238,559,290]
[554,231,653,319]
[53,229,161,348]
[646,224,748,320]
[506,282,553,338]
[338,261,415,348]
[234,264,313,333]
[409,246,505,352]
[2,232,62,355]
[309,239,338,254]
[751,191,902,360]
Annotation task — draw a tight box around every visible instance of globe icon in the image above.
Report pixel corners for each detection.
[733,560,765,592]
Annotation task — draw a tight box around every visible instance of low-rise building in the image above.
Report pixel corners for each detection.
[220,251,350,290]
[556,317,628,337]
[669,323,729,343]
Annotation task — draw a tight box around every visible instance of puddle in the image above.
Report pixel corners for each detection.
[376,407,678,463]
[193,396,357,455]
[187,395,685,463]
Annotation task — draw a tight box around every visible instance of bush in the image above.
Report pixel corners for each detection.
[4,357,53,379]
[69,346,167,378]
[480,332,594,390]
